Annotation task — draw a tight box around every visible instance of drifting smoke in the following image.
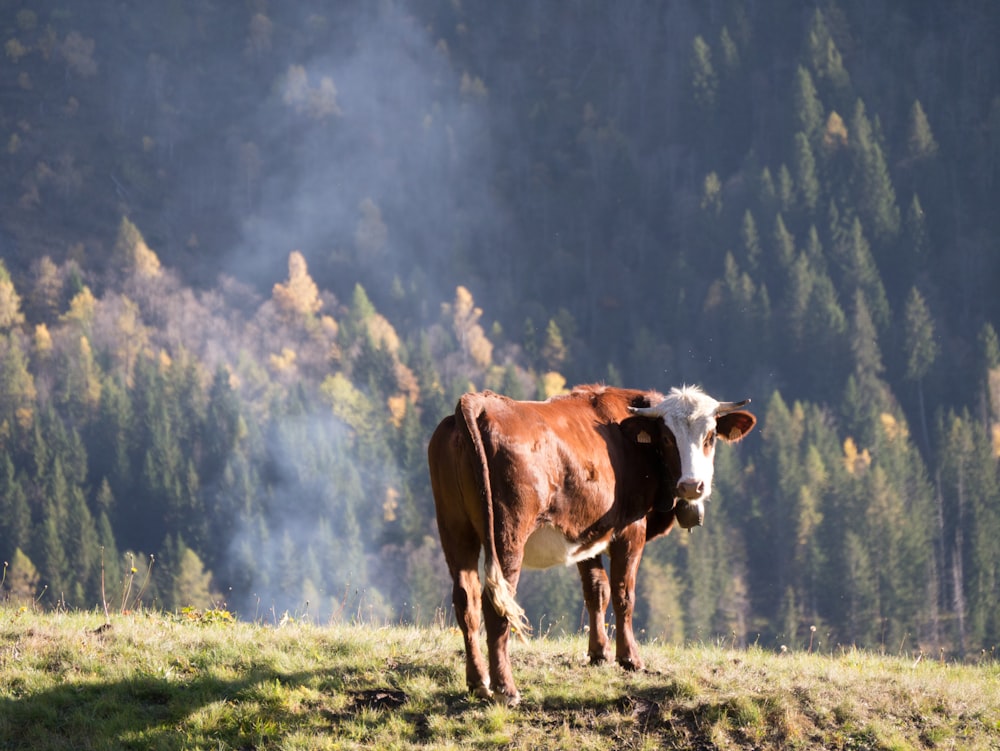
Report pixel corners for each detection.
[223,413,394,622]
[208,3,492,621]
[110,2,696,623]
[221,4,501,317]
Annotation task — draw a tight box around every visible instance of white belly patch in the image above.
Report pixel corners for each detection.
[522,524,610,569]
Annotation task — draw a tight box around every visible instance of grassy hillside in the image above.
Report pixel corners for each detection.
[1,607,998,750]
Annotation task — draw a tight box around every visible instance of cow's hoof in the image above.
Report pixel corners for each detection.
[472,685,493,701]
[494,690,521,707]
[588,651,613,666]
[618,658,644,672]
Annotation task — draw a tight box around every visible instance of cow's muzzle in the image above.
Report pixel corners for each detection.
[677,479,705,500]
[675,499,705,529]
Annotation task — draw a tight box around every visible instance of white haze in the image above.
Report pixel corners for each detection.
[211,4,493,621]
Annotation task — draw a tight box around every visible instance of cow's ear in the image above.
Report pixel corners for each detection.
[716,410,756,442]
[621,415,662,446]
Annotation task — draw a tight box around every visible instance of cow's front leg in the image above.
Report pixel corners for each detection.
[608,530,645,671]
[577,556,613,664]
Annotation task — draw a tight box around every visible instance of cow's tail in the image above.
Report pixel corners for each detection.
[458,394,530,639]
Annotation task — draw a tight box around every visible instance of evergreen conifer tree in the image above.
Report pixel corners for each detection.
[0,456,30,565]
[907,100,938,161]
[936,411,1000,653]
[65,483,100,606]
[850,100,900,242]
[740,210,762,270]
[903,287,938,451]
[903,194,929,264]
[690,35,718,112]
[842,292,892,447]
[772,213,796,270]
[35,492,69,604]
[793,66,824,138]
[977,323,1000,430]
[793,132,821,212]
[0,332,37,431]
[836,218,890,330]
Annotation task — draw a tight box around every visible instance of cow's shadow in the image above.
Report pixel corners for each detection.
[0,664,466,750]
[1,655,681,748]
[0,666,310,749]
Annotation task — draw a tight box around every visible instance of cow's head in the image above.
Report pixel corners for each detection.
[629,386,756,528]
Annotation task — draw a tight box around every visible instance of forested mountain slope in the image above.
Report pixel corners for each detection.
[0,1,998,655]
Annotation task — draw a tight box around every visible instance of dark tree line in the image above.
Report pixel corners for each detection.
[0,1,998,655]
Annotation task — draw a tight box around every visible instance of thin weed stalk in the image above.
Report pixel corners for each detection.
[33,584,48,608]
[128,555,155,612]
[120,553,137,613]
[120,553,155,614]
[99,546,110,623]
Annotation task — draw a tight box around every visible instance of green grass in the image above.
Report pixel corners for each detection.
[1,606,999,750]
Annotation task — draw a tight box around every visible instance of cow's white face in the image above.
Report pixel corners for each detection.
[630,386,756,527]
[658,388,723,502]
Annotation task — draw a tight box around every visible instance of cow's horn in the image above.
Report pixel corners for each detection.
[628,400,668,418]
[715,398,750,415]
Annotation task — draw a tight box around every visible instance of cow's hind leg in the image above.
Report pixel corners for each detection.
[430,420,492,699]
[482,562,523,706]
[577,556,613,664]
[441,527,490,697]
[452,567,491,698]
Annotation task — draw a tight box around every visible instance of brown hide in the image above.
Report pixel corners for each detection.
[430,384,755,704]
[429,385,686,704]
[471,386,678,551]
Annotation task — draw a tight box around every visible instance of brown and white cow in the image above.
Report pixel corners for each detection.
[428,384,755,704]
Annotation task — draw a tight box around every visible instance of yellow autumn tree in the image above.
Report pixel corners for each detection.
[114,217,161,279]
[0,260,25,330]
[69,335,103,413]
[823,110,848,151]
[172,548,215,610]
[4,548,39,603]
[446,286,492,369]
[272,250,321,321]
[107,295,150,386]
[320,372,373,435]
[33,323,52,358]
[540,371,568,398]
[27,256,62,321]
[61,286,97,330]
[842,436,871,475]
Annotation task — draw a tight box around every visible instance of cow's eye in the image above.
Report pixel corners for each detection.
[704,431,716,450]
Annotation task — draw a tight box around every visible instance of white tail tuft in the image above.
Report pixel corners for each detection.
[484,560,530,639]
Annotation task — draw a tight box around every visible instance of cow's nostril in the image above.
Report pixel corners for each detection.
[677,480,704,500]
